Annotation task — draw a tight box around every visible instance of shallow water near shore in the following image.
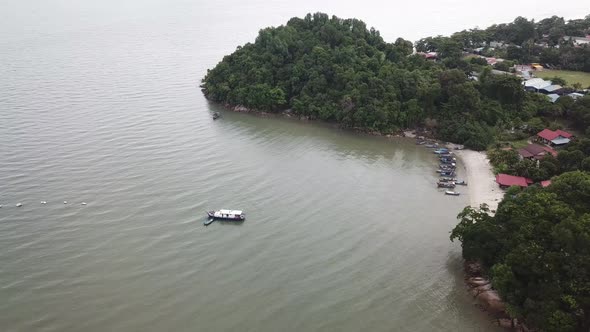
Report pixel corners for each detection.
[8,0,589,330]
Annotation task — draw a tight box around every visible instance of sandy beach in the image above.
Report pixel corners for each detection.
[454,149,504,212]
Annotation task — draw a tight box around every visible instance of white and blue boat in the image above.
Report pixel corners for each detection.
[207,209,245,221]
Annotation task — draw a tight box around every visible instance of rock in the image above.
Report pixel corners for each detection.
[403,130,416,138]
[466,277,490,287]
[234,105,249,112]
[465,261,484,276]
[497,318,513,329]
[470,284,493,298]
[476,290,506,315]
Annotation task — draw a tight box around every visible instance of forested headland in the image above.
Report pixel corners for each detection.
[202,13,590,331]
[201,13,590,150]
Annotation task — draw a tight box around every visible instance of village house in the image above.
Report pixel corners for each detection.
[514,65,532,79]
[568,92,585,100]
[539,84,564,95]
[416,52,438,60]
[489,41,505,48]
[523,78,552,92]
[496,174,533,188]
[546,93,560,103]
[485,57,503,66]
[536,129,573,146]
[517,143,557,160]
[563,35,590,46]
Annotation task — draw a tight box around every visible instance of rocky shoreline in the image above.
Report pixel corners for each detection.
[222,103,420,138]
[465,261,530,331]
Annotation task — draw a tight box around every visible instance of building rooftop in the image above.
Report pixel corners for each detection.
[496,174,531,187]
[568,92,584,99]
[551,137,571,145]
[546,93,560,103]
[524,78,552,90]
[538,129,573,141]
[555,129,573,138]
[518,143,557,159]
[541,85,563,93]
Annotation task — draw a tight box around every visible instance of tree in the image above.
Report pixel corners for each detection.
[548,171,590,214]
[451,176,590,331]
[557,150,585,172]
[550,76,567,86]
[394,37,413,57]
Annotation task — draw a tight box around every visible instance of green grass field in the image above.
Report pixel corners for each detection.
[534,69,590,88]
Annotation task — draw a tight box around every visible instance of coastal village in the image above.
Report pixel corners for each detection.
[201,12,590,331]
[413,32,589,212]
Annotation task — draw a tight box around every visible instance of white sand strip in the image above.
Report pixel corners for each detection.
[454,150,504,212]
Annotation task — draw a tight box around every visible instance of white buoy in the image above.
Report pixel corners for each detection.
[0,205,3,208]
[41,201,47,204]
[81,202,87,206]
[16,203,22,207]
[63,201,67,204]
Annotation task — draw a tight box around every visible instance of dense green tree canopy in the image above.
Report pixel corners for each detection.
[451,171,590,331]
[417,14,590,72]
[202,13,579,150]
[202,13,424,133]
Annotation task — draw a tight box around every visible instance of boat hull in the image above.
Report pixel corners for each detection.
[207,211,245,221]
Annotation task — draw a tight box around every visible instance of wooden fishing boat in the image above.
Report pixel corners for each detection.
[439,177,457,182]
[439,163,456,168]
[437,182,456,188]
[455,180,468,185]
[445,191,460,196]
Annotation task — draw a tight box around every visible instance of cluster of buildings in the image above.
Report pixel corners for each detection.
[562,35,590,46]
[495,128,574,189]
[522,77,585,103]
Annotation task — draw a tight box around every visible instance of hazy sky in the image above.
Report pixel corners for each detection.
[1,0,588,46]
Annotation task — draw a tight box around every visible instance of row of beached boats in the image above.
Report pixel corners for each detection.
[417,140,467,196]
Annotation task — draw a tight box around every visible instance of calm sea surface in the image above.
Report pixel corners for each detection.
[0,1,586,331]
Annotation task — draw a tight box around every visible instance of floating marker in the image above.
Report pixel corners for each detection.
[81,202,87,206]
[41,201,47,204]
[63,201,67,204]
[16,203,22,207]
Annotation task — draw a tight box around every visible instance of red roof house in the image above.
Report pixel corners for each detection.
[537,129,559,141]
[541,180,552,188]
[417,52,438,60]
[517,144,557,160]
[537,129,573,146]
[555,130,572,138]
[541,145,558,157]
[496,174,532,188]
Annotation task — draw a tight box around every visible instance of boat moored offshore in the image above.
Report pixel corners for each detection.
[207,209,245,221]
